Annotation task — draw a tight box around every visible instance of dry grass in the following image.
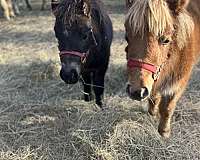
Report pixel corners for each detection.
[0,0,200,159]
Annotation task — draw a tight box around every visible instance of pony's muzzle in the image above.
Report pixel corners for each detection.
[60,68,79,84]
[126,84,149,101]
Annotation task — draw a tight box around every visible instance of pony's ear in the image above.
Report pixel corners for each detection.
[51,0,60,16]
[125,0,134,9]
[91,9,102,25]
[166,0,189,14]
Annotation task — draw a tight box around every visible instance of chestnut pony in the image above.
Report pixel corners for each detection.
[125,0,200,138]
[51,0,113,108]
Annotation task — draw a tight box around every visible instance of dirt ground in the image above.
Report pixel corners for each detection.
[0,0,200,160]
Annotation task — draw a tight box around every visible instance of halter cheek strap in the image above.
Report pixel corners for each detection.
[59,51,88,63]
[127,58,161,81]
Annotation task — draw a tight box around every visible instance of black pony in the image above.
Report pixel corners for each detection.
[51,0,113,108]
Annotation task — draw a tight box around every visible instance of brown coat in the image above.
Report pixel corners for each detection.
[125,0,200,138]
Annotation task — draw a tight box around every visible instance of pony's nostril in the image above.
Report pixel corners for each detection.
[140,87,149,99]
[127,85,149,101]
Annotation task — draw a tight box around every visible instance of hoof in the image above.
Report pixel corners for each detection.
[5,16,11,21]
[95,101,104,110]
[158,128,171,139]
[84,94,93,102]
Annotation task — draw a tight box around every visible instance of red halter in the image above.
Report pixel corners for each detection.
[127,58,161,81]
[59,51,88,63]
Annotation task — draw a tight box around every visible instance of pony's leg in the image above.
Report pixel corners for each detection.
[93,70,106,108]
[24,0,32,10]
[158,91,183,138]
[41,0,46,10]
[148,93,161,118]
[7,0,15,17]
[81,72,93,102]
[12,0,20,15]
[1,0,10,20]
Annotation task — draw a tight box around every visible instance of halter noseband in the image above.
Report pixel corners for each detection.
[127,58,162,81]
[59,51,88,63]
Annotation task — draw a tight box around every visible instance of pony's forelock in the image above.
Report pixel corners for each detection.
[125,0,194,49]
[125,0,173,36]
[56,0,90,27]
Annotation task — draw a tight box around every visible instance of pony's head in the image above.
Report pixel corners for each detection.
[125,0,193,101]
[52,0,97,84]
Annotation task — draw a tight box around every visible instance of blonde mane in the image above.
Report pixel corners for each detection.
[176,11,194,49]
[125,0,194,49]
[126,0,173,36]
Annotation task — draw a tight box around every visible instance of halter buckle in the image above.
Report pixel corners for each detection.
[152,68,161,81]
[81,53,88,63]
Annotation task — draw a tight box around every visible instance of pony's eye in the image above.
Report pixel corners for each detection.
[159,35,170,45]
